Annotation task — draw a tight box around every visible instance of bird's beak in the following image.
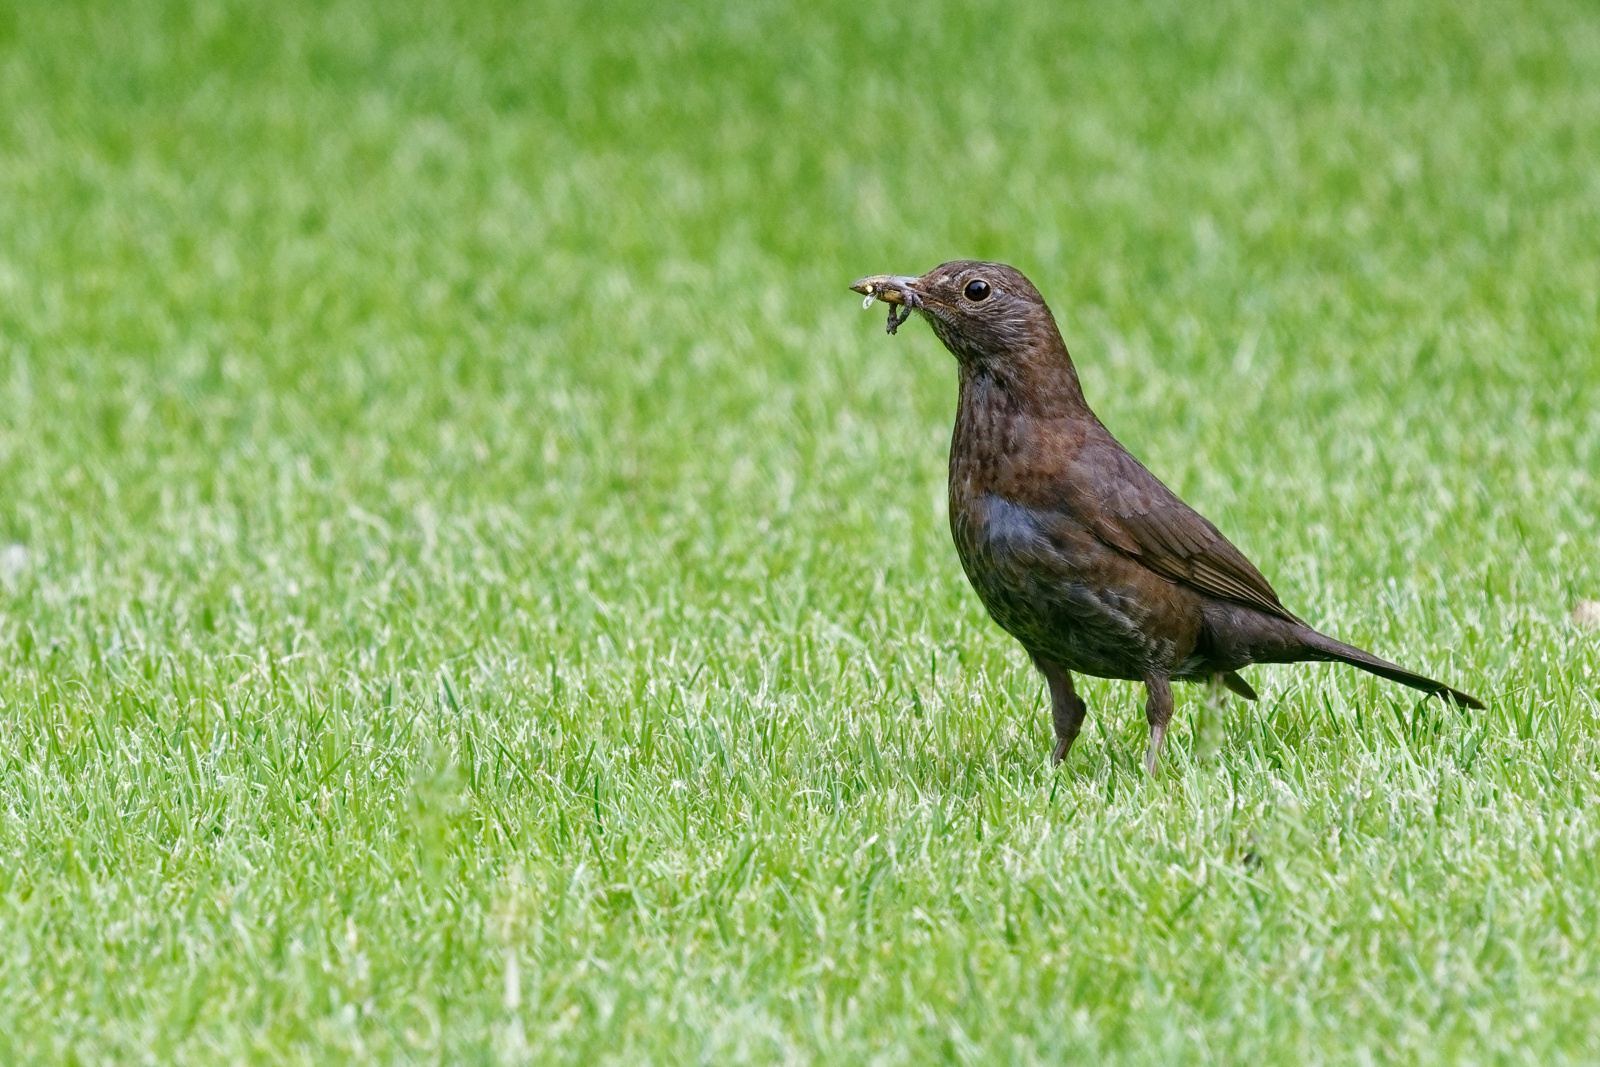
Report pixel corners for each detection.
[850,274,924,334]
[850,274,922,307]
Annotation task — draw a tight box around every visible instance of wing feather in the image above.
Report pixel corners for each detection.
[1067,443,1300,623]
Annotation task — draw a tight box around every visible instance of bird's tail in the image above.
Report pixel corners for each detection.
[1300,630,1484,709]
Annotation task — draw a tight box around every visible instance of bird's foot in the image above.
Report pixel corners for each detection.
[1143,723,1167,775]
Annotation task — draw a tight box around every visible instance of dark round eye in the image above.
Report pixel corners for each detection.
[964,279,990,302]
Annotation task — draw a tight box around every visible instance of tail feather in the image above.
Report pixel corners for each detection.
[1301,630,1484,709]
[1221,671,1258,701]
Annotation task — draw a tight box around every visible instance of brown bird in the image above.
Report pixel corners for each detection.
[851,261,1483,773]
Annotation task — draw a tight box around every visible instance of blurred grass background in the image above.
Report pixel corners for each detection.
[1,0,1598,1061]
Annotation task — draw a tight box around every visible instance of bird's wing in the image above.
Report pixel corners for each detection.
[1066,441,1301,624]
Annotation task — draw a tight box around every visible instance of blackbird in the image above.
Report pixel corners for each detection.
[851,261,1483,773]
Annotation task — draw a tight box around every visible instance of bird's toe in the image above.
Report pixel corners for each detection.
[1143,724,1167,775]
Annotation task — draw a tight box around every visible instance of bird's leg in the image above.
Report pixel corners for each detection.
[1143,674,1175,775]
[1035,658,1087,764]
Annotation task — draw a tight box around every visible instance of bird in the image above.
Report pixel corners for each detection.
[850,261,1483,773]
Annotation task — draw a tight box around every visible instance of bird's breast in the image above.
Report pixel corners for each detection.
[948,372,1092,503]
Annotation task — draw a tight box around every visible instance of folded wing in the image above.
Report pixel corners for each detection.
[1064,441,1301,624]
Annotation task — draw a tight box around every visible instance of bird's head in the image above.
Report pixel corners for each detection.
[850,260,1064,370]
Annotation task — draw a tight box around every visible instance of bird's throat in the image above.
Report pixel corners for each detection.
[956,348,1089,421]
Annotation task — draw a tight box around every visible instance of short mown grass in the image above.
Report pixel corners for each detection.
[2,0,1599,1061]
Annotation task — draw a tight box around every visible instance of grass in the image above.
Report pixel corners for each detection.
[2,0,1599,1061]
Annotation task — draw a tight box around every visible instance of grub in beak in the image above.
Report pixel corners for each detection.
[849,274,921,334]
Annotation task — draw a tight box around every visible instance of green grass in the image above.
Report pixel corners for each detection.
[2,0,1599,1061]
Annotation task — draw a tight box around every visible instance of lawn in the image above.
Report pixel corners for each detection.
[2,0,1599,1061]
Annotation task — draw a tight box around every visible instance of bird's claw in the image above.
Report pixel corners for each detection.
[1144,724,1167,775]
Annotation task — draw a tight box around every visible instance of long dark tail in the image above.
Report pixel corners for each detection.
[1301,630,1484,709]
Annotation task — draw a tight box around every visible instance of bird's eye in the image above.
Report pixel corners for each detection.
[964,279,990,302]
